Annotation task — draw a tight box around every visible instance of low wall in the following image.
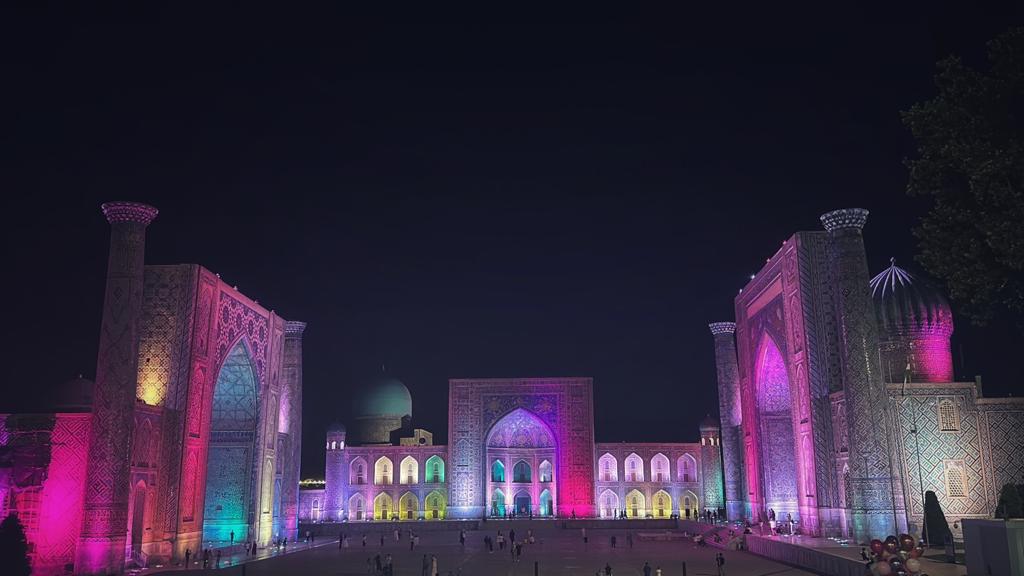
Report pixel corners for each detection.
[744,535,866,576]
[301,520,479,537]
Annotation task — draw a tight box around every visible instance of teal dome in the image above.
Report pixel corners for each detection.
[355,377,412,417]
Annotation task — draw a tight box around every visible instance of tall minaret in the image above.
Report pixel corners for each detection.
[709,322,746,521]
[820,209,899,541]
[77,201,158,575]
[280,321,306,541]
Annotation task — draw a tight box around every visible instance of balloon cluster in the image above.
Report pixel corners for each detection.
[866,533,926,575]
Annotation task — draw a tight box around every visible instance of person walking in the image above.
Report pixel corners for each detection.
[394,528,400,543]
[375,553,382,574]
[604,562,612,575]
[642,561,652,576]
[202,548,210,569]
[184,548,191,569]
[716,552,726,576]
[431,554,438,576]
[215,549,221,568]
[380,533,385,547]
[230,530,235,547]
[363,534,367,548]
[421,554,429,576]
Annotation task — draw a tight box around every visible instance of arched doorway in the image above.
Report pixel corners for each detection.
[491,488,506,516]
[682,490,699,519]
[514,492,531,515]
[374,493,393,520]
[426,491,446,519]
[399,492,419,520]
[652,490,671,518]
[129,480,147,560]
[755,336,799,522]
[203,340,259,543]
[626,489,645,518]
[485,409,556,517]
[539,489,553,516]
[599,489,619,518]
[349,494,366,521]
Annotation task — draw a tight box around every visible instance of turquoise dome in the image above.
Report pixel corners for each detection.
[355,377,412,417]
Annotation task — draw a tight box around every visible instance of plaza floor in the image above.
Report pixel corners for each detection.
[151,521,820,576]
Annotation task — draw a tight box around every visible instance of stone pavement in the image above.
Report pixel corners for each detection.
[148,521,819,576]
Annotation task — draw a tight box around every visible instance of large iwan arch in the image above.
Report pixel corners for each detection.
[754,335,799,523]
[202,340,259,543]
[484,408,557,517]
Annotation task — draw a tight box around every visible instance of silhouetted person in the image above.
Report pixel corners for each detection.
[184,548,191,568]
[643,561,652,576]
[230,530,235,546]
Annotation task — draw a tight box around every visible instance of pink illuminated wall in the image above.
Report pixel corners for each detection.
[8,414,91,576]
[448,378,596,518]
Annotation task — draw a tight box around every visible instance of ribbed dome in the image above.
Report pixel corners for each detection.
[327,421,347,434]
[355,377,412,418]
[870,260,953,336]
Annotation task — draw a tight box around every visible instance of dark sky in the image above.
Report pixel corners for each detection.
[3,5,1023,478]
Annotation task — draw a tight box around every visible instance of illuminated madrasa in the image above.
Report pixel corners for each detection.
[709,208,1024,544]
[300,377,725,524]
[0,203,305,575]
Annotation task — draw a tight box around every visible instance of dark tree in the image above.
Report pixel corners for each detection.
[0,514,31,576]
[902,27,1024,326]
[995,482,1024,518]
[922,490,953,547]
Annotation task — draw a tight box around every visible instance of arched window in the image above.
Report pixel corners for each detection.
[400,456,418,485]
[492,460,505,483]
[375,456,393,485]
[599,453,618,482]
[938,399,960,432]
[944,460,968,498]
[678,454,697,482]
[539,460,553,483]
[425,455,445,483]
[311,498,320,521]
[625,453,644,482]
[651,453,669,482]
[513,460,532,483]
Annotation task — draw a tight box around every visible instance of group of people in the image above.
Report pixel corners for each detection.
[758,508,796,536]
[480,527,536,561]
[180,546,222,569]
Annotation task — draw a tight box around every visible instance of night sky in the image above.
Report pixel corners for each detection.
[4,5,1023,478]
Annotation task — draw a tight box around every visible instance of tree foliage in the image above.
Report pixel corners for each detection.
[902,27,1024,326]
[995,482,1024,518]
[0,514,31,576]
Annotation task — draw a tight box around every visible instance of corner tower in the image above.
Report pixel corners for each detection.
[324,422,347,522]
[699,415,725,515]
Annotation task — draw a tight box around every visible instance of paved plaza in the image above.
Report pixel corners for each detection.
[154,521,819,576]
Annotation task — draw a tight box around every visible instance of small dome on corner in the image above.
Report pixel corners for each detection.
[700,414,719,429]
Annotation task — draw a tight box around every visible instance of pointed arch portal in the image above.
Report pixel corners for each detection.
[203,340,259,543]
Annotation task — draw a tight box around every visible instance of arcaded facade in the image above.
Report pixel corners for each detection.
[300,377,725,523]
[710,208,1024,544]
[0,203,305,575]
